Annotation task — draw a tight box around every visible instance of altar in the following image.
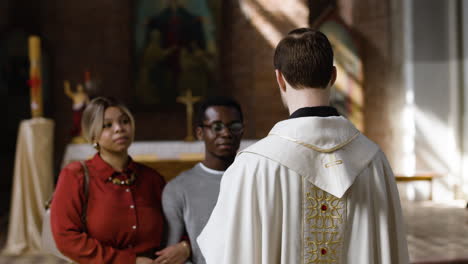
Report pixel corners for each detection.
[62,140,257,181]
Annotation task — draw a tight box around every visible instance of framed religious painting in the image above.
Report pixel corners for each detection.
[134,0,221,108]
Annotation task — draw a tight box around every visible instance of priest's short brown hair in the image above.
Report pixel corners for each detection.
[273,28,334,89]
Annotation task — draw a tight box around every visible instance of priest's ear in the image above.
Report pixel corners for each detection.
[275,69,287,92]
[196,126,204,140]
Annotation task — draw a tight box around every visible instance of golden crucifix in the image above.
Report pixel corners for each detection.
[177,89,201,141]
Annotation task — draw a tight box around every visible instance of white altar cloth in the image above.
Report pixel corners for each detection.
[62,140,257,167]
[2,118,54,255]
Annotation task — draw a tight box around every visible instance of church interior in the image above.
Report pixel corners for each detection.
[2,0,468,263]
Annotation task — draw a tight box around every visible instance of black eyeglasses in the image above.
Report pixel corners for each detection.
[201,121,244,134]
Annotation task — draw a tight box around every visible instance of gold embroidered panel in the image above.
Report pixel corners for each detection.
[303,179,346,263]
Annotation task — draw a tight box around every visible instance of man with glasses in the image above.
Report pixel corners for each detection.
[159,97,244,264]
[197,29,409,264]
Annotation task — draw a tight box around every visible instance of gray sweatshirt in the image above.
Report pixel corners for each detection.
[162,163,224,264]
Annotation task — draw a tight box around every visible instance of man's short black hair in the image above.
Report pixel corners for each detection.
[196,96,243,126]
[273,28,334,89]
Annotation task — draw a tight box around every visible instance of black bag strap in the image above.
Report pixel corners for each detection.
[79,161,90,231]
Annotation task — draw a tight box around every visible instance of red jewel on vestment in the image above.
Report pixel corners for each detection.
[321,248,327,255]
[321,204,328,211]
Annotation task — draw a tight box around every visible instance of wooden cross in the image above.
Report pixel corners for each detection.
[177,89,201,141]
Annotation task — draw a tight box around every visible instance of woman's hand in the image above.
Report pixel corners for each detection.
[136,256,154,264]
[154,241,190,264]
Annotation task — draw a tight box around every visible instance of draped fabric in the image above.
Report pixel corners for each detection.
[2,118,54,255]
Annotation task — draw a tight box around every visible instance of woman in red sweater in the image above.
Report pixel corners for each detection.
[51,97,189,264]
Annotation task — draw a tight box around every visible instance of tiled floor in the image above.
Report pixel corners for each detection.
[0,201,467,264]
[0,255,67,264]
[0,212,65,264]
[403,200,468,264]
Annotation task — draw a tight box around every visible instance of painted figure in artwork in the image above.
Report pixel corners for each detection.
[135,0,219,106]
[137,29,178,105]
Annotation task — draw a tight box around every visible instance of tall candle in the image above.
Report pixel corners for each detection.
[28,35,43,118]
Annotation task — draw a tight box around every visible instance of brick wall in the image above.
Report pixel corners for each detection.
[223,0,309,138]
[4,0,403,170]
[334,0,405,169]
[39,0,311,167]
[40,0,134,168]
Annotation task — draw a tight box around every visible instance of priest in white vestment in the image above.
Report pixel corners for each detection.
[197,28,409,264]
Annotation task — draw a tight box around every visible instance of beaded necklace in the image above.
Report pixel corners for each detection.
[107,172,136,186]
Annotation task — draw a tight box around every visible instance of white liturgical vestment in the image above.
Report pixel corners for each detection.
[197,116,409,264]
